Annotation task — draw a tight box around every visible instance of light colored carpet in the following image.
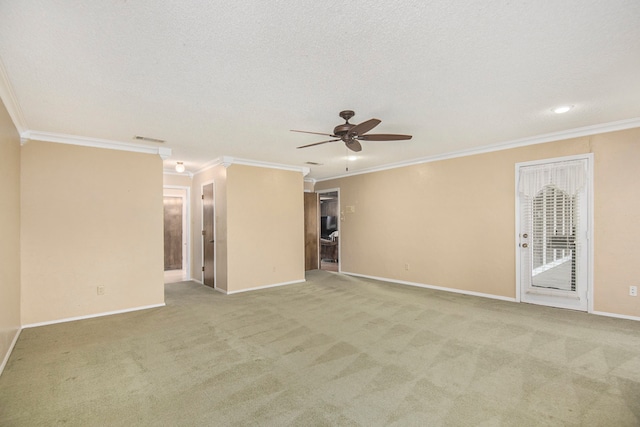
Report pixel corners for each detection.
[1,270,640,426]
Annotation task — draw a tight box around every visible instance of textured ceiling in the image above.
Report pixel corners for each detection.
[1,1,639,180]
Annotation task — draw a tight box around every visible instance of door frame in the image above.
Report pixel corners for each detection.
[201,180,216,287]
[317,188,341,272]
[514,153,594,312]
[163,185,191,280]
[304,191,320,271]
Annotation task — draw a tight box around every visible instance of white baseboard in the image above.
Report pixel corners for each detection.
[342,272,639,321]
[0,328,21,377]
[225,279,306,295]
[591,310,640,322]
[22,303,166,329]
[342,271,517,303]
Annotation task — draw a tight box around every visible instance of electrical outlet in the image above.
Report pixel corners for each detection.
[404,263,410,271]
[97,286,105,295]
[630,286,638,297]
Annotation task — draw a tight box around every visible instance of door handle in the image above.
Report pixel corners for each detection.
[209,240,214,243]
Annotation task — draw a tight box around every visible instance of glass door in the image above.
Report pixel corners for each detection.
[517,157,590,311]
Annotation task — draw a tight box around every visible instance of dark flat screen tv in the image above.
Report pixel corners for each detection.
[320,215,337,239]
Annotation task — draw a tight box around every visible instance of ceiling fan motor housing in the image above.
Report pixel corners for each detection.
[333,123,355,136]
[334,110,357,136]
[333,110,356,136]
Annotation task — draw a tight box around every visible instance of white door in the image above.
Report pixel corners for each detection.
[516,156,591,311]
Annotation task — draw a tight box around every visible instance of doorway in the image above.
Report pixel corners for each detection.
[516,155,592,311]
[163,186,189,283]
[318,190,340,272]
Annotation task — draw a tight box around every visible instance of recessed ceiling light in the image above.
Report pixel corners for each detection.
[552,105,574,114]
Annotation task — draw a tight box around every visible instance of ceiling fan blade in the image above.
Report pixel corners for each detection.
[296,139,340,149]
[358,133,412,141]
[290,129,336,137]
[348,118,381,136]
[345,139,362,152]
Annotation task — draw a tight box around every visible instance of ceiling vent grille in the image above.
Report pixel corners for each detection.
[134,135,165,143]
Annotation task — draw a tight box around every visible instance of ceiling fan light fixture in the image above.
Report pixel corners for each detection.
[175,162,185,173]
[347,155,358,161]
[552,105,574,114]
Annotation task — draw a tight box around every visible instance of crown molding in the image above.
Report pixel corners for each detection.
[316,117,640,182]
[194,155,310,176]
[163,169,194,178]
[157,147,172,160]
[193,156,226,174]
[225,156,311,176]
[222,156,234,168]
[21,130,172,159]
[0,58,28,134]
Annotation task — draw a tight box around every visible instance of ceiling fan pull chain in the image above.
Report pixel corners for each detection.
[345,147,349,172]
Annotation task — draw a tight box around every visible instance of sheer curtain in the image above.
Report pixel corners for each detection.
[518,159,587,197]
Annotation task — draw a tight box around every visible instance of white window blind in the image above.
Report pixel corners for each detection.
[519,160,587,293]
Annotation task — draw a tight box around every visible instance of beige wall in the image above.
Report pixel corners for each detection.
[226,165,305,292]
[591,130,640,316]
[191,163,305,293]
[163,173,192,188]
[21,141,165,325]
[0,98,21,370]
[191,164,228,291]
[304,179,315,193]
[317,129,640,318]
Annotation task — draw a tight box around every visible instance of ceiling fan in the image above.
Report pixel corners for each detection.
[291,110,412,152]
